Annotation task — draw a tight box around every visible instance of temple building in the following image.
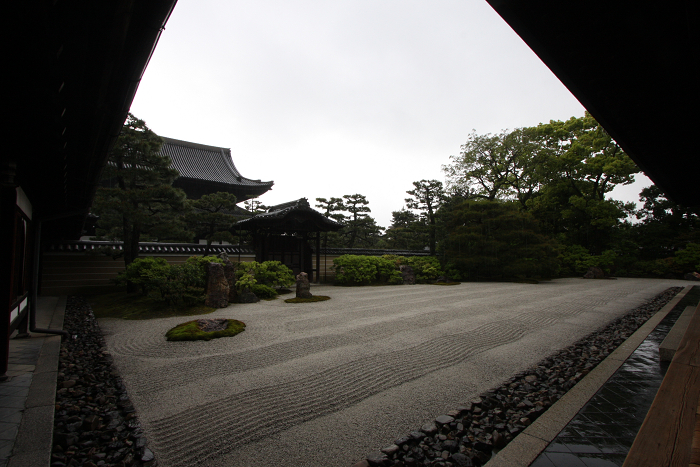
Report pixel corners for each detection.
[160,137,273,202]
[235,198,343,281]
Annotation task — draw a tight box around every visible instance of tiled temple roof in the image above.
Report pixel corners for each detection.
[160,137,273,201]
[45,241,428,258]
[315,248,429,256]
[47,241,254,255]
[235,198,343,232]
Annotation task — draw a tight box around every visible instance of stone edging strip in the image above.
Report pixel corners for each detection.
[484,285,694,467]
[659,305,697,362]
[8,296,66,467]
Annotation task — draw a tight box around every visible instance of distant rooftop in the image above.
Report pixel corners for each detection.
[236,198,343,233]
[160,137,273,202]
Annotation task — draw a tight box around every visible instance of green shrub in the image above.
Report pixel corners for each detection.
[256,261,295,288]
[334,255,377,285]
[559,246,615,276]
[404,256,443,283]
[119,255,226,306]
[675,243,700,272]
[234,268,257,293]
[117,257,170,294]
[233,260,294,293]
[333,255,404,286]
[251,283,278,299]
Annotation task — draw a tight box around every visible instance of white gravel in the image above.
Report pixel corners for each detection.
[98,277,688,467]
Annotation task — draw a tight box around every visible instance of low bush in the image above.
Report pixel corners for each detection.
[334,255,403,286]
[256,261,295,288]
[116,257,169,295]
[333,254,447,286]
[251,283,278,299]
[403,256,443,283]
[118,256,225,306]
[676,243,700,272]
[234,261,295,296]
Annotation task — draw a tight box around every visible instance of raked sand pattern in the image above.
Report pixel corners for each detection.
[98,278,687,467]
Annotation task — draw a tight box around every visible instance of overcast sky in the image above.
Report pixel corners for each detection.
[130,0,651,228]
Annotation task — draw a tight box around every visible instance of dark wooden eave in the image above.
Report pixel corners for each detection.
[486,0,699,207]
[160,137,274,202]
[9,0,178,239]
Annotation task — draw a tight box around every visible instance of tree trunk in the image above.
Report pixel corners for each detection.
[123,218,141,293]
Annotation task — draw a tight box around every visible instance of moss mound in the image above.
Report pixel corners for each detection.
[284,296,331,303]
[165,319,246,341]
[513,278,540,284]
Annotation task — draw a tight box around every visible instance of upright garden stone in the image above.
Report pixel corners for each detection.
[223,262,237,302]
[400,265,416,285]
[296,272,313,299]
[583,266,604,279]
[205,262,229,308]
[236,272,259,303]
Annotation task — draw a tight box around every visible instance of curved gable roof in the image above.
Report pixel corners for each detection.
[160,137,273,202]
[236,198,343,232]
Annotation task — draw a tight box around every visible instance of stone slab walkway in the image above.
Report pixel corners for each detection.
[0,297,65,467]
[97,278,688,467]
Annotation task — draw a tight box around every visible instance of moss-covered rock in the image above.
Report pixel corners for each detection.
[165,318,245,341]
[284,296,331,304]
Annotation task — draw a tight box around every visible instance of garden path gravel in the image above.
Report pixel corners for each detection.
[97,278,687,467]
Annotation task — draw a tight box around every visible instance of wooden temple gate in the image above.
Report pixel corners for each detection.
[236,199,342,282]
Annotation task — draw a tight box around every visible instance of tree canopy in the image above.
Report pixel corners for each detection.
[439,200,560,281]
[405,180,444,254]
[185,192,239,255]
[92,114,190,278]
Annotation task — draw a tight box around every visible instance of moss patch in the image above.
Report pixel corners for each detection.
[165,319,246,341]
[284,296,331,303]
[88,291,217,320]
[513,278,540,284]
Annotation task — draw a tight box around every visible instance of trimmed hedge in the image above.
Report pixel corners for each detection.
[333,254,443,286]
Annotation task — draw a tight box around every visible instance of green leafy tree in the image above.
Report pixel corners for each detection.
[443,114,639,256]
[185,192,238,255]
[632,185,700,259]
[443,128,543,207]
[405,180,444,255]
[527,112,639,253]
[245,197,268,214]
[92,114,190,290]
[384,209,427,250]
[316,197,346,248]
[439,199,560,281]
[341,194,383,248]
[317,194,383,248]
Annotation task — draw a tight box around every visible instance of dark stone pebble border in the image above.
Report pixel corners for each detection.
[51,296,155,467]
[47,288,682,467]
[357,286,683,467]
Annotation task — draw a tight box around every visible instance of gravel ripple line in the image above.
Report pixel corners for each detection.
[147,321,530,466]
[122,304,503,394]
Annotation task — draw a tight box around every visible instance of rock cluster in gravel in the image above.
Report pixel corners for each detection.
[358,286,683,467]
[52,296,155,467]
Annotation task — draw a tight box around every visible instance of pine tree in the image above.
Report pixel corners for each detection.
[92,114,190,290]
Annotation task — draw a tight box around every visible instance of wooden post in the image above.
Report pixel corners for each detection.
[0,177,18,379]
[315,230,321,283]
